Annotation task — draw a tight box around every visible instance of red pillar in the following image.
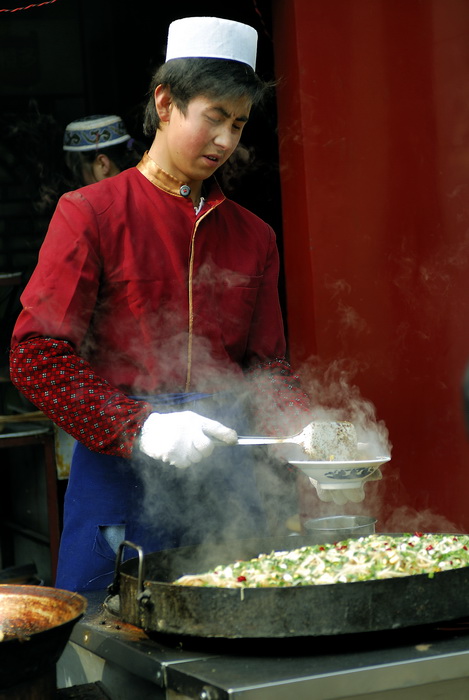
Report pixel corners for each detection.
[273,0,469,530]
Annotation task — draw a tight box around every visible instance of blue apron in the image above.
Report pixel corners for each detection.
[55,392,267,591]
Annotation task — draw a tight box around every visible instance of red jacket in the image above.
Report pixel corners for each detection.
[10,155,304,457]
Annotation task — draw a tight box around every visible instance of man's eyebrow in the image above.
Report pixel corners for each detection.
[212,106,249,122]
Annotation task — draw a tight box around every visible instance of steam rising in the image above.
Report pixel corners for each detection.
[133,353,393,545]
[381,506,460,534]
[249,355,392,461]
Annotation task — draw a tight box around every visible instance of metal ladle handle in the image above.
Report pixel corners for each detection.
[237,435,296,446]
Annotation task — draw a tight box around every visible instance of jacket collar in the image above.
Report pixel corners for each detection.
[136,151,225,206]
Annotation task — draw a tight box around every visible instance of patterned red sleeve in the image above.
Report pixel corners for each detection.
[9,337,154,459]
[245,357,311,434]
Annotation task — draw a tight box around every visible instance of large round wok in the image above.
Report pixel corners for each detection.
[0,585,87,689]
[109,535,469,639]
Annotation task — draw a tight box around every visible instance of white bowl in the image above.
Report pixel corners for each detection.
[289,453,390,489]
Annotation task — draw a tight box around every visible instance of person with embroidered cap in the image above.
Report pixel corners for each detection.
[9,16,368,593]
[63,114,145,187]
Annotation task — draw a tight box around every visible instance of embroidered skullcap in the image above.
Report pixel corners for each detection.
[63,115,130,152]
[165,17,257,70]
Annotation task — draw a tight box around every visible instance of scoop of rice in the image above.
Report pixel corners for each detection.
[303,421,358,460]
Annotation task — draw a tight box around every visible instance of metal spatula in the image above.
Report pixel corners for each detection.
[236,421,358,460]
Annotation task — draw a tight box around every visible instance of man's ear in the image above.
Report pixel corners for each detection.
[154,84,172,123]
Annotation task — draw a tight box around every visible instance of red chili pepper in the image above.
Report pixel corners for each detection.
[319,546,325,551]
[415,532,423,537]
[426,545,433,551]
[237,576,247,582]
[464,546,468,551]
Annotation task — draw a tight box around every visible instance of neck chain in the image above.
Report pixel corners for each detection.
[194,183,207,215]
[194,196,205,215]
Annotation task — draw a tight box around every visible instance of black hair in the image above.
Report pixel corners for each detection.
[64,139,146,189]
[143,58,274,137]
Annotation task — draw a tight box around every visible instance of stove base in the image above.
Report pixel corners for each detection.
[57,590,469,700]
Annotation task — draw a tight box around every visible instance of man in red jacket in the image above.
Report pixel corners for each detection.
[10,16,317,591]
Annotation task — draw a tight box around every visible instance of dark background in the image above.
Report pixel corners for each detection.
[0,0,283,270]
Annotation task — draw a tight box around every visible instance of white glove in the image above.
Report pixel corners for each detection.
[139,411,238,468]
[310,469,383,505]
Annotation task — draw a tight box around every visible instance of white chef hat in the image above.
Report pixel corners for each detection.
[165,17,257,71]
